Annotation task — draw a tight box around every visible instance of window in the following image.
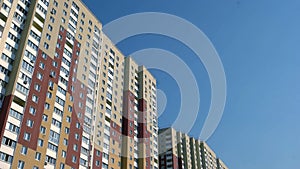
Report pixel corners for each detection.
[52,61,58,67]
[11,23,22,34]
[42,114,48,121]
[69,96,73,102]
[48,142,58,152]
[44,42,49,49]
[103,153,109,160]
[1,53,13,64]
[80,158,87,166]
[54,107,63,116]
[82,137,89,145]
[38,139,44,147]
[7,123,20,133]
[46,33,51,40]
[75,133,79,140]
[63,138,68,146]
[48,25,53,31]
[95,160,100,166]
[42,52,47,59]
[8,32,20,43]
[34,83,41,91]
[52,118,61,128]
[40,126,46,134]
[102,163,108,169]
[2,137,16,148]
[75,122,80,129]
[64,2,68,8]
[29,30,40,42]
[23,132,31,141]
[65,127,70,134]
[66,116,71,123]
[72,156,76,163]
[62,17,65,23]
[26,119,34,128]
[5,42,15,53]
[2,3,10,12]
[50,70,56,78]
[28,40,38,51]
[32,95,38,103]
[20,146,27,155]
[22,60,34,73]
[56,96,65,106]
[50,8,56,15]
[9,109,23,120]
[45,103,50,109]
[0,152,13,163]
[73,144,78,151]
[62,150,66,158]
[18,160,25,169]
[47,92,52,99]
[48,81,54,89]
[37,72,43,80]
[53,1,58,7]
[50,16,55,23]
[60,163,65,169]
[49,130,60,144]
[35,152,41,161]
[45,155,56,165]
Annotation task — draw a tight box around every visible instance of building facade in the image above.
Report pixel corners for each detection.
[158,128,228,169]
[217,158,228,169]
[0,0,158,169]
[122,57,158,169]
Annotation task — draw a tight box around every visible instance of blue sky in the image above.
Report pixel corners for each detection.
[82,0,300,168]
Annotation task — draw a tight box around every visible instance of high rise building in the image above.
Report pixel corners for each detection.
[122,57,158,169]
[0,0,158,169]
[200,142,218,169]
[158,128,228,169]
[217,158,228,169]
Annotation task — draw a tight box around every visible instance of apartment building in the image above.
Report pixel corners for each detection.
[158,127,180,169]
[0,0,158,169]
[217,158,228,169]
[158,128,228,169]
[200,142,218,169]
[122,57,158,169]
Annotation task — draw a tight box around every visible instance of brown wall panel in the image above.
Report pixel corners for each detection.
[0,95,13,145]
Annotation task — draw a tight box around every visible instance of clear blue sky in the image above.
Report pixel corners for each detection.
[82,0,300,168]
